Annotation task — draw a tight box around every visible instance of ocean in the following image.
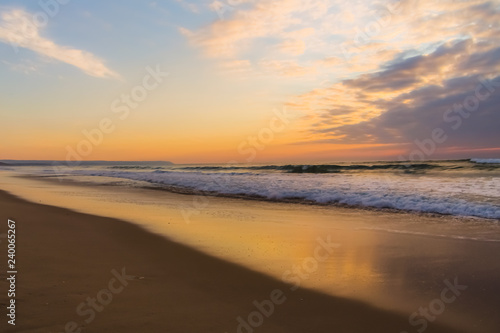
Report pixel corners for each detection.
[7,158,499,220]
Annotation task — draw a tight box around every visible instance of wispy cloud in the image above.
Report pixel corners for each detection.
[0,8,119,79]
[180,0,333,78]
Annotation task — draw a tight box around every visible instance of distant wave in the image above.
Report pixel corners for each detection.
[470,158,500,164]
[281,163,440,173]
[177,163,443,174]
[108,166,164,170]
[177,160,499,173]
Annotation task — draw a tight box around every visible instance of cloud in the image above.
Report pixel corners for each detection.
[327,75,500,150]
[292,37,500,151]
[180,0,306,58]
[180,0,333,77]
[0,8,118,79]
[179,0,500,153]
[181,0,500,79]
[258,0,500,153]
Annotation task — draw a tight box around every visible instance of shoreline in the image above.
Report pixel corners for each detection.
[14,171,500,222]
[0,190,463,332]
[12,172,500,244]
[11,172,499,227]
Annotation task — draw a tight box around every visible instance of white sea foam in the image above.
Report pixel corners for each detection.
[471,158,500,164]
[51,168,500,220]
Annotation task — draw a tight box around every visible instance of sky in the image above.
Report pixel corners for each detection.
[0,0,499,163]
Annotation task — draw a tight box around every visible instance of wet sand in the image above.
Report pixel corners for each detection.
[0,190,469,333]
